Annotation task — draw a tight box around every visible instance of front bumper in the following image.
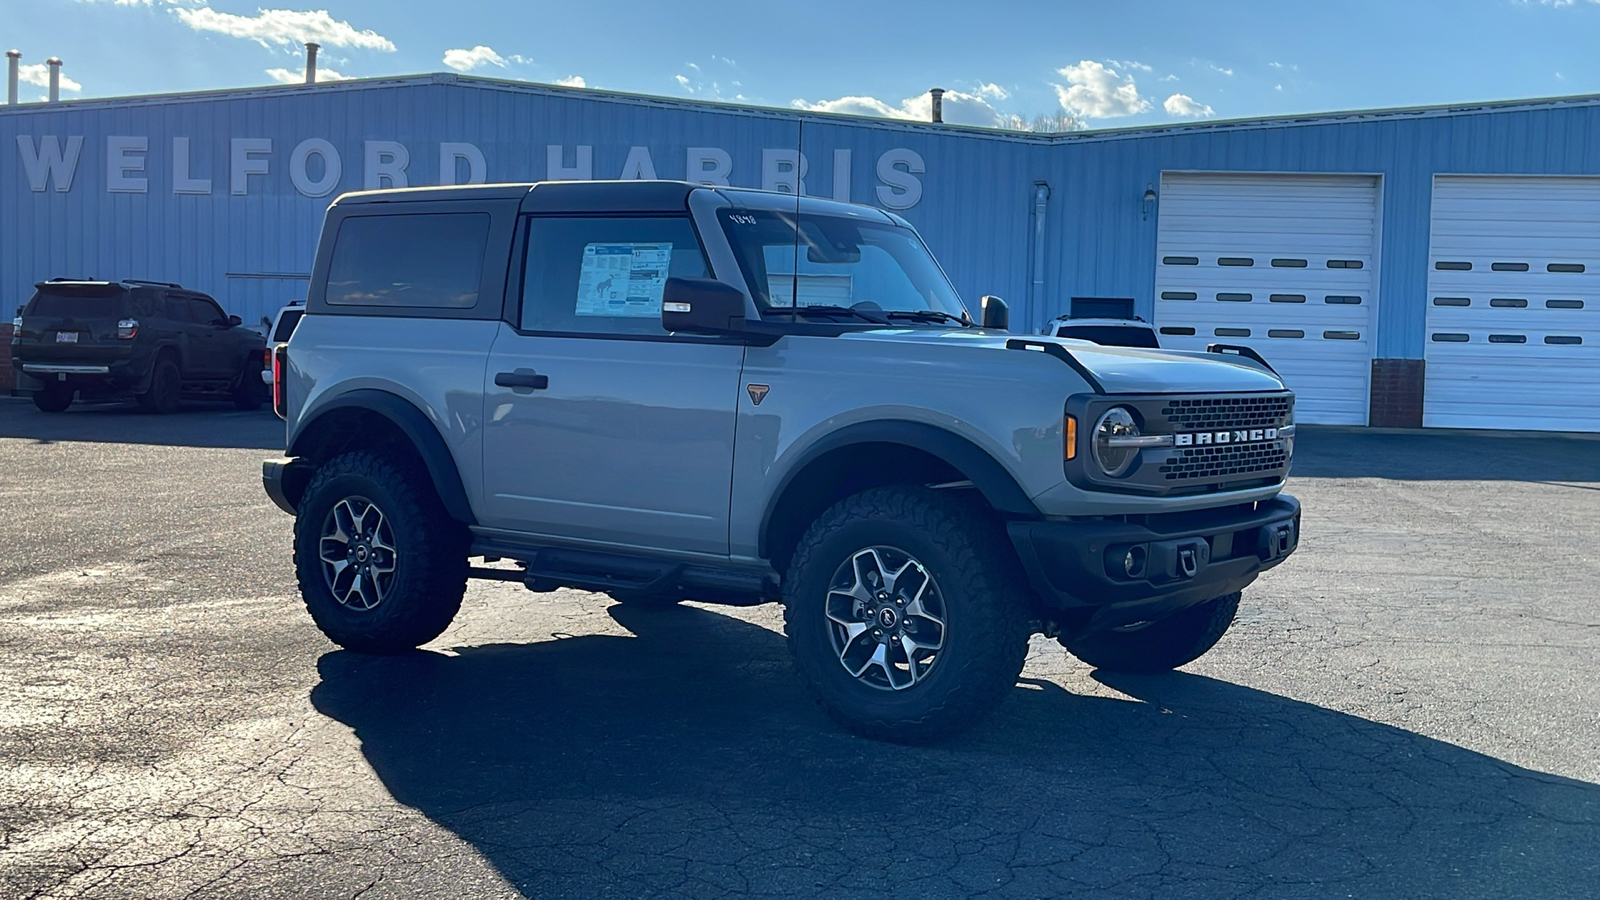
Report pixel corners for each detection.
[1009,494,1300,629]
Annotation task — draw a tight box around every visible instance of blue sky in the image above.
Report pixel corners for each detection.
[8,0,1600,128]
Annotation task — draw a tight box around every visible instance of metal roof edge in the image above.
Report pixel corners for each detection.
[1042,92,1600,143]
[3,70,1598,147]
[0,73,445,115]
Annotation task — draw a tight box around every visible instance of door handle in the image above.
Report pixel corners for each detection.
[495,370,549,391]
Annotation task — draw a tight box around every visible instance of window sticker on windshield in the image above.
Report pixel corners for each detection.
[575,243,672,318]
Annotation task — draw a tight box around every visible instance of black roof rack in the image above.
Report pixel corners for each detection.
[46,277,99,283]
[122,279,183,289]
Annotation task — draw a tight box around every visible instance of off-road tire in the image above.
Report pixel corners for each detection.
[294,451,469,653]
[1063,591,1241,673]
[137,356,181,414]
[783,486,1031,744]
[32,386,73,413]
[232,358,268,410]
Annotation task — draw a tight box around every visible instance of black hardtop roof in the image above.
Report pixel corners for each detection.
[332,179,703,212]
[331,180,890,218]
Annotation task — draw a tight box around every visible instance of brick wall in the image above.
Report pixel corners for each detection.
[1369,358,1424,428]
[0,325,12,392]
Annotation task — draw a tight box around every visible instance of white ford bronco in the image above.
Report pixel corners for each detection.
[264,181,1300,743]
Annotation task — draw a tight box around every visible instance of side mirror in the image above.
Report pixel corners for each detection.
[980,295,1009,331]
[662,277,748,335]
[227,314,242,327]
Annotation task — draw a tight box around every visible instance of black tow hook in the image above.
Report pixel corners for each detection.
[1178,546,1199,578]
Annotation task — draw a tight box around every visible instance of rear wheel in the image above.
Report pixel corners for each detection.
[1062,592,1241,673]
[294,451,469,653]
[137,357,181,414]
[32,385,73,413]
[783,486,1031,744]
[232,358,268,410]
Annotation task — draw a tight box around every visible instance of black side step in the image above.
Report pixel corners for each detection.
[469,540,777,605]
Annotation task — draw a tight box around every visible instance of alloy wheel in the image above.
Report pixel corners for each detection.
[824,546,948,691]
[318,497,397,611]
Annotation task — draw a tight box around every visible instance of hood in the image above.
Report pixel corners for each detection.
[839,329,1288,395]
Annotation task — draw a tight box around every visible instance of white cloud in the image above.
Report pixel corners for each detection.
[1053,60,1150,118]
[1164,93,1214,117]
[266,66,350,84]
[555,75,586,87]
[975,81,1009,100]
[793,88,1008,128]
[1274,83,1284,92]
[17,63,83,92]
[1107,59,1152,72]
[173,7,395,51]
[1160,74,1179,82]
[1209,63,1234,76]
[1269,61,1299,72]
[443,45,507,72]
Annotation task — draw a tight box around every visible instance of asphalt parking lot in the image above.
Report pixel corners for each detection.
[0,399,1596,899]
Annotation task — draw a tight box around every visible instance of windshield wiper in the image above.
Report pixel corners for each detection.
[885,310,974,327]
[770,305,890,325]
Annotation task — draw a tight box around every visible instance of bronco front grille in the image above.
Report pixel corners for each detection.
[1065,390,1295,497]
[1160,395,1292,432]
[1159,443,1289,482]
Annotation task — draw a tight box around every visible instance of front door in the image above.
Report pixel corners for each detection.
[480,213,744,557]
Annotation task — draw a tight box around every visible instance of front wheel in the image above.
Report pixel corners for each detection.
[32,386,73,413]
[294,451,469,653]
[783,486,1031,744]
[1062,592,1241,673]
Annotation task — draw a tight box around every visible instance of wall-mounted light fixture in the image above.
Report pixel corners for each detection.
[1141,183,1157,220]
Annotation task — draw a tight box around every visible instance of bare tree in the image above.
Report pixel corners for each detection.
[1000,110,1087,133]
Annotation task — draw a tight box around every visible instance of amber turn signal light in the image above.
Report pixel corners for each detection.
[1065,415,1078,460]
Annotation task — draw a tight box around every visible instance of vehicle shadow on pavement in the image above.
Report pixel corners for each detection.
[1292,427,1600,482]
[310,603,1600,899]
[0,400,282,450]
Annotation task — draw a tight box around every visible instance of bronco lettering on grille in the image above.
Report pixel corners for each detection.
[1174,427,1278,447]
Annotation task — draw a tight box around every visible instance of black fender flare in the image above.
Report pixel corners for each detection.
[758,420,1039,557]
[288,389,476,524]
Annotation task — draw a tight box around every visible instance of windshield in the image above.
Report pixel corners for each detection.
[718,208,967,319]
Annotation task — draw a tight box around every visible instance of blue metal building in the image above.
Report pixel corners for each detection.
[4,74,1598,429]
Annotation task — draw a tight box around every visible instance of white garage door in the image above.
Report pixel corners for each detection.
[1154,173,1380,425]
[1425,176,1600,432]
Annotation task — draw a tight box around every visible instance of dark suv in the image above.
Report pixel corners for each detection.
[11,279,267,413]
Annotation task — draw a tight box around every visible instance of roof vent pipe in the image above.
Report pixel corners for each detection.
[46,57,61,103]
[928,87,945,124]
[304,42,319,84]
[6,51,19,105]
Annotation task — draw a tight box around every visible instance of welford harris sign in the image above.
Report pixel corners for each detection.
[10,136,930,209]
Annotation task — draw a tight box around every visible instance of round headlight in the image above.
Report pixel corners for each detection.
[1092,407,1140,477]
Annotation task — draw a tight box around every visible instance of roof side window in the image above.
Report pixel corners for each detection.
[326,213,490,309]
[519,215,710,336]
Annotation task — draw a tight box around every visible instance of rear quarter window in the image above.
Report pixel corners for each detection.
[325,213,491,308]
